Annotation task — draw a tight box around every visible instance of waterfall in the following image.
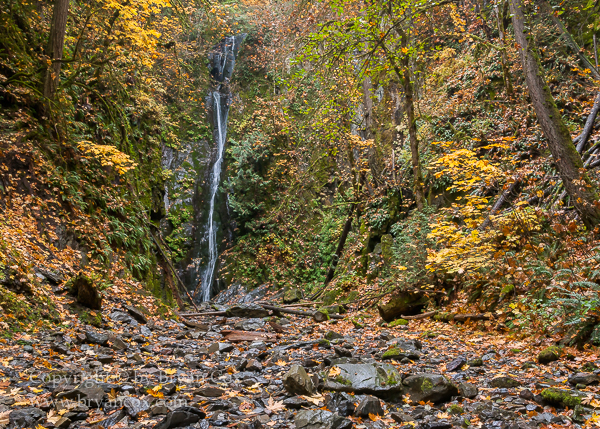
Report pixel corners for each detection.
[199,91,229,301]
[191,34,245,301]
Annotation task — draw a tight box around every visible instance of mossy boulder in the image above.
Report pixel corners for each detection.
[323,363,403,397]
[378,291,429,322]
[283,287,302,304]
[380,234,394,263]
[538,346,562,364]
[489,376,521,388]
[540,388,581,408]
[68,273,102,310]
[389,318,408,327]
[403,373,458,403]
[382,346,420,361]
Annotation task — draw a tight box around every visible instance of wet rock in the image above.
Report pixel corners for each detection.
[446,356,466,372]
[377,291,428,322]
[294,409,353,429]
[355,395,384,417]
[283,287,303,304]
[458,382,478,399]
[489,376,521,388]
[326,392,356,417]
[99,409,126,427]
[226,304,269,318]
[235,318,266,331]
[325,331,344,341]
[382,345,420,360]
[108,333,128,351]
[283,364,315,395]
[403,373,458,403]
[56,385,106,407]
[538,346,561,364]
[8,407,45,428]
[467,357,483,367]
[334,346,353,358]
[54,416,72,428]
[124,305,148,324]
[208,342,234,354]
[246,359,262,372]
[283,396,310,409]
[152,406,206,429]
[323,363,403,397]
[85,330,109,346]
[568,372,600,386]
[195,386,226,397]
[123,396,150,418]
[109,311,133,323]
[69,273,102,310]
[140,325,152,337]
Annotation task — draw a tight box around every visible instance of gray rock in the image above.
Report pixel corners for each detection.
[245,359,262,372]
[446,356,467,372]
[109,311,133,323]
[327,392,356,417]
[568,372,600,385]
[283,396,310,409]
[85,330,109,346]
[98,409,126,428]
[123,396,150,418]
[8,407,45,429]
[403,373,458,403]
[140,325,153,337]
[234,318,265,331]
[124,305,148,323]
[195,386,226,397]
[355,395,384,417]
[152,406,206,429]
[323,363,403,397]
[208,342,234,354]
[294,409,353,429]
[489,376,521,388]
[458,382,478,399]
[325,331,344,341]
[56,385,107,407]
[226,303,269,318]
[283,364,315,395]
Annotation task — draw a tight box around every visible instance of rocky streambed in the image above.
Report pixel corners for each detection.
[0,303,599,428]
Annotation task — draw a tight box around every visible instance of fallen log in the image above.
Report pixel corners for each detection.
[400,310,439,320]
[180,319,210,331]
[220,330,277,342]
[178,310,227,317]
[260,304,345,321]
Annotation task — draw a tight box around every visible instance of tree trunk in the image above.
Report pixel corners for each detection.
[397,31,425,209]
[43,0,70,99]
[510,0,600,228]
[496,0,514,95]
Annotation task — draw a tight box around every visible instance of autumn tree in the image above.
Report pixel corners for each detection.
[510,0,600,228]
[43,0,70,99]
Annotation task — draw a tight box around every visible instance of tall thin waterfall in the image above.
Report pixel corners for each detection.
[193,34,245,301]
[199,92,229,301]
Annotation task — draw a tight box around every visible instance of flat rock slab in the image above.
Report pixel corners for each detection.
[323,363,403,397]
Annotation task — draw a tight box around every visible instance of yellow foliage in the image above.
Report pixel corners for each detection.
[77,141,137,175]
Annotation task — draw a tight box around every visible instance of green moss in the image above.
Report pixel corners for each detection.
[389,318,408,327]
[318,339,331,347]
[538,346,562,364]
[541,388,581,408]
[323,290,341,306]
[421,378,434,392]
[333,375,352,386]
[80,311,102,328]
[433,312,454,322]
[500,284,515,297]
[386,372,399,386]
[448,404,464,415]
[351,319,364,329]
[382,347,401,359]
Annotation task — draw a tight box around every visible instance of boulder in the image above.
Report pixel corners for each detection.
[56,385,106,407]
[234,318,265,331]
[489,376,521,388]
[568,372,600,386]
[294,409,353,429]
[377,291,428,322]
[355,395,384,417]
[403,373,458,403]
[226,303,269,318]
[85,330,109,346]
[283,364,315,396]
[123,396,150,419]
[323,363,403,397]
[152,406,206,429]
[326,392,356,417]
[123,304,148,324]
[8,407,45,429]
[540,388,582,408]
[382,345,420,360]
[283,287,303,304]
[446,356,466,372]
[538,346,561,364]
[458,382,478,399]
[69,273,102,310]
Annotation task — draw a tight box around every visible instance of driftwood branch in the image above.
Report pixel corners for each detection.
[400,310,439,320]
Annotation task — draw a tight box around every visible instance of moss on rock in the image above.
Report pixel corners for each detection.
[538,346,562,364]
[389,318,408,327]
[541,388,581,408]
